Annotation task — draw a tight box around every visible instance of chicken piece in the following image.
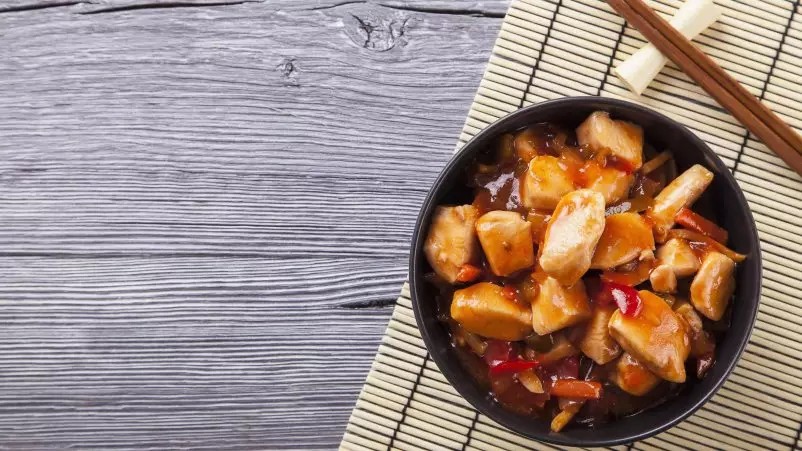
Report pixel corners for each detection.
[424,205,480,283]
[656,238,700,277]
[690,252,736,321]
[650,264,677,293]
[608,290,690,382]
[540,190,606,285]
[451,282,533,340]
[520,155,576,210]
[646,165,714,242]
[531,277,592,335]
[591,213,655,269]
[610,353,661,396]
[674,302,716,357]
[584,164,635,205]
[576,111,644,171]
[578,305,622,364]
[475,211,535,277]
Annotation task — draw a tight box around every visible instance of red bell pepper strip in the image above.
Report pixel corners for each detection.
[483,341,541,375]
[550,380,603,399]
[675,208,729,244]
[593,281,643,317]
[489,360,540,376]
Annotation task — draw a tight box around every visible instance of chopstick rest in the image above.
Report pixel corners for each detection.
[615,0,723,96]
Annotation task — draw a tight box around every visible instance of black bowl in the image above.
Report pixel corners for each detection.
[409,96,761,446]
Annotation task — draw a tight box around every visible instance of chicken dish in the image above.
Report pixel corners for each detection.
[423,111,745,432]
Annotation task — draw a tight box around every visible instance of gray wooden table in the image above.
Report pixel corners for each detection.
[0,0,508,448]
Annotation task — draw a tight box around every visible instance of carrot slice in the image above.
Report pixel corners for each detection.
[675,208,729,244]
[550,380,603,399]
[455,264,482,283]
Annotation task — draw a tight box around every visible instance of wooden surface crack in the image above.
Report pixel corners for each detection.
[78,0,261,14]
[0,0,264,14]
[0,1,82,13]
[380,3,504,18]
[307,0,367,11]
[305,0,505,18]
[336,298,397,309]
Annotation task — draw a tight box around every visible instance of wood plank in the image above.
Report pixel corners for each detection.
[1,0,509,15]
[0,0,507,448]
[0,0,505,256]
[0,256,400,448]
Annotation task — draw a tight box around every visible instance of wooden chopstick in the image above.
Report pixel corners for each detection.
[607,0,802,176]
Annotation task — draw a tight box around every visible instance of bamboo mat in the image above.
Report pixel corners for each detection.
[340,0,802,449]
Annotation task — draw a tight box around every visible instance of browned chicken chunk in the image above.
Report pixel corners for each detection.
[650,264,677,293]
[540,190,606,285]
[585,166,635,205]
[610,353,661,396]
[674,302,716,357]
[578,305,621,364]
[608,290,690,383]
[520,155,576,210]
[424,205,480,283]
[475,211,535,277]
[690,252,736,321]
[451,282,533,340]
[656,238,700,277]
[591,213,655,269]
[576,111,644,170]
[646,165,714,242]
[531,276,592,336]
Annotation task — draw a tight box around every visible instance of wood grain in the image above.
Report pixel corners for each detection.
[0,0,507,448]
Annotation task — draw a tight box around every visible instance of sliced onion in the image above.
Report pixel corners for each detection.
[667,229,746,263]
[518,369,545,394]
[641,151,672,175]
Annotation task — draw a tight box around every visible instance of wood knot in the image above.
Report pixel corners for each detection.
[276,57,299,87]
[344,13,409,52]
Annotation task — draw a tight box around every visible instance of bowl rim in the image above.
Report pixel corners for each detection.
[409,96,762,446]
